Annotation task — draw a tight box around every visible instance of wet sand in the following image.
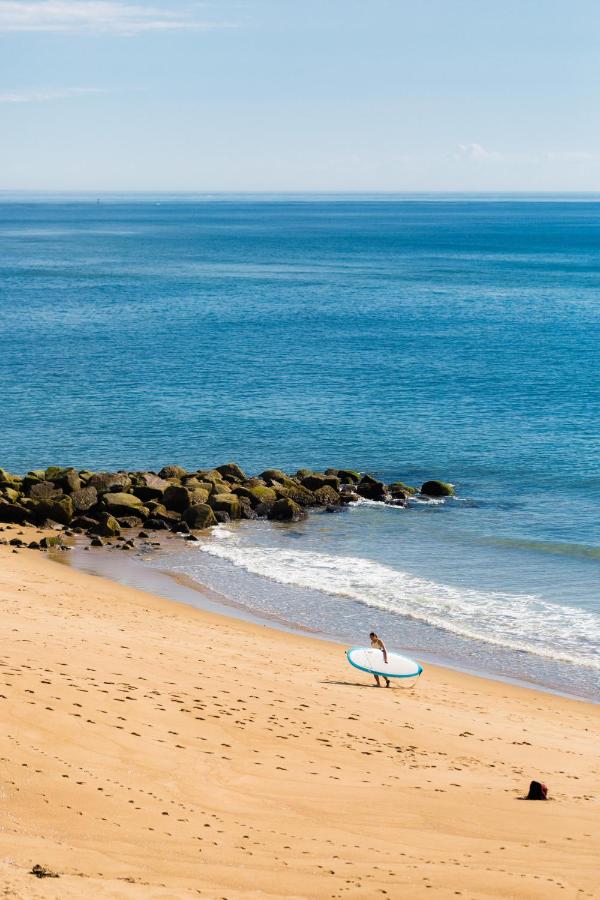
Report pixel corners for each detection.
[1,524,599,899]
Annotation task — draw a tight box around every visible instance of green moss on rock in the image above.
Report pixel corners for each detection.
[420,480,455,497]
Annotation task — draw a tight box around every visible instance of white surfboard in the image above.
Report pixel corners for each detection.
[346,646,423,679]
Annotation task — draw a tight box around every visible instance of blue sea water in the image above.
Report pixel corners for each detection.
[1,194,599,698]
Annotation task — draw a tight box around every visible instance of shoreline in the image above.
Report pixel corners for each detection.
[64,534,597,706]
[1,523,599,898]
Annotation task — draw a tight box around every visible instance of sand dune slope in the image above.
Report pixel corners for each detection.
[1,531,598,899]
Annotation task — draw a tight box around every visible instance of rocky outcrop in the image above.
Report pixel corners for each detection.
[0,461,452,539]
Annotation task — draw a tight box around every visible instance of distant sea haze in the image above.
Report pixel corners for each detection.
[1,196,598,698]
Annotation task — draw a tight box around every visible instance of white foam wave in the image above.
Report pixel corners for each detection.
[195,540,600,670]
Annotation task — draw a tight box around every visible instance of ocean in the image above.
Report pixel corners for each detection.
[1,194,598,699]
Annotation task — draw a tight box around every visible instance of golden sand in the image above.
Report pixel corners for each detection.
[1,525,598,899]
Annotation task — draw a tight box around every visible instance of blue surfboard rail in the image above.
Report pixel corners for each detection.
[346,646,423,679]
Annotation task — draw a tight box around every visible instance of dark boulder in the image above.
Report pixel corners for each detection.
[89,472,132,495]
[71,515,99,530]
[144,517,169,531]
[158,465,188,480]
[145,503,180,524]
[117,516,144,529]
[313,485,341,506]
[171,521,191,534]
[54,468,81,493]
[182,504,217,530]
[268,498,307,522]
[133,473,171,502]
[34,495,74,525]
[280,483,317,508]
[216,462,248,482]
[103,492,149,519]
[233,484,278,507]
[163,484,191,513]
[301,473,341,492]
[388,481,417,496]
[259,469,292,486]
[420,480,455,498]
[356,474,388,501]
[336,469,361,484]
[40,535,64,549]
[214,511,231,524]
[29,481,63,501]
[238,497,258,520]
[89,512,121,537]
[209,493,242,519]
[71,486,99,512]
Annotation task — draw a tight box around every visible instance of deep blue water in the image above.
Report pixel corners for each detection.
[1,196,599,697]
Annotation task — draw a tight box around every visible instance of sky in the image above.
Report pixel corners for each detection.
[1,0,599,192]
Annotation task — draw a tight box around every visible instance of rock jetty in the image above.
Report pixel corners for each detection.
[0,464,454,540]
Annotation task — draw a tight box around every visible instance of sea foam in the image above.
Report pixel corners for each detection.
[195,538,600,671]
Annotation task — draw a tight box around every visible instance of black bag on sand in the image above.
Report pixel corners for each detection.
[525,780,548,800]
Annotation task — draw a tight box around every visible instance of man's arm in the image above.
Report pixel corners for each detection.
[380,640,388,664]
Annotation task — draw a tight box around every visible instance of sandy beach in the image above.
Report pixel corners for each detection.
[1,525,598,899]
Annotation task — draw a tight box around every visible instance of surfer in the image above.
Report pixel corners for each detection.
[369,632,391,687]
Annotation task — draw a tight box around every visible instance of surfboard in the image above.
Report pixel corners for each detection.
[346,646,423,679]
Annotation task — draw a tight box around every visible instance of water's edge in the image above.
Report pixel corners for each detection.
[61,540,596,705]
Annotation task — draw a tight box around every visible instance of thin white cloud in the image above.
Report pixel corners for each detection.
[545,151,594,163]
[454,142,500,162]
[0,86,106,102]
[0,1,235,34]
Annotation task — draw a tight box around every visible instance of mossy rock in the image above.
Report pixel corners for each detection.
[216,462,248,482]
[145,503,180,523]
[234,484,278,507]
[301,473,341,492]
[89,472,132,495]
[103,492,149,519]
[40,535,64,549]
[3,487,21,503]
[35,495,74,525]
[132,473,171,502]
[313,485,341,506]
[337,469,361,484]
[44,466,65,481]
[117,516,144,529]
[259,469,292,486]
[90,512,121,537]
[388,482,417,496]
[22,474,42,493]
[54,468,81,493]
[182,504,217,529]
[158,465,188,480]
[187,488,210,506]
[356,476,388,501]
[29,481,63,501]
[420,480,455,497]
[268,498,307,522]
[279,483,317,508]
[208,493,241,519]
[71,486,99,512]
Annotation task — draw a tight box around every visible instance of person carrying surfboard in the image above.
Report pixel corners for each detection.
[369,632,391,687]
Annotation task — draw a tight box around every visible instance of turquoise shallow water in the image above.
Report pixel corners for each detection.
[1,195,598,698]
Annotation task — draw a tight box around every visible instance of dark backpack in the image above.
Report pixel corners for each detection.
[526,780,548,800]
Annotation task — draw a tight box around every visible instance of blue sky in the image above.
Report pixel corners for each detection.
[1,0,599,191]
